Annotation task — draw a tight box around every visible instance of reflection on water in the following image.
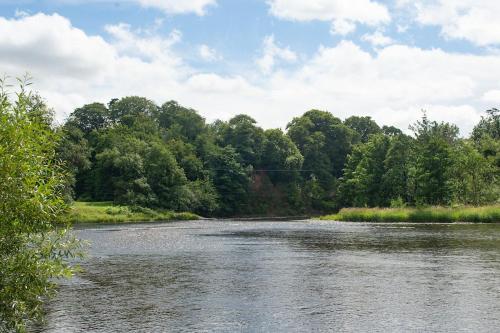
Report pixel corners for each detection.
[33,221,500,332]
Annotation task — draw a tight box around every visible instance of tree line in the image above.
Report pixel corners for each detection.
[58,97,499,215]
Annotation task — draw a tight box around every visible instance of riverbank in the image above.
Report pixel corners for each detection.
[66,202,199,223]
[319,205,500,223]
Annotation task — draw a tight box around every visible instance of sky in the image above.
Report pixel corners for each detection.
[1,0,500,135]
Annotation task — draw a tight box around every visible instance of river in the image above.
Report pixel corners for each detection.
[33,220,500,332]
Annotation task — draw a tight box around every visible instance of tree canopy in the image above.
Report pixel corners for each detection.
[57,97,499,215]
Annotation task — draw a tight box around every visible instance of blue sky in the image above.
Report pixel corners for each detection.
[1,0,500,134]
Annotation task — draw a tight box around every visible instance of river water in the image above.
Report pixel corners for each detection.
[34,220,500,332]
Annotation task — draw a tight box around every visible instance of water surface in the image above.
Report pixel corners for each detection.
[34,220,500,332]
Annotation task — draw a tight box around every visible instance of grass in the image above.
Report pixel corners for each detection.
[318,205,500,223]
[66,201,199,224]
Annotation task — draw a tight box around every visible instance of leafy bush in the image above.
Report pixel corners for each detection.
[0,79,82,332]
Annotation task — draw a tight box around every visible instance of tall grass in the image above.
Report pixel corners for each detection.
[67,202,199,224]
[319,205,500,223]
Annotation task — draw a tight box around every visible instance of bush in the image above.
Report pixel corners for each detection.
[0,79,82,332]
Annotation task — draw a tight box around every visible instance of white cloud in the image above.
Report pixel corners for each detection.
[105,23,182,64]
[267,0,390,34]
[198,44,220,62]
[1,12,499,136]
[256,35,297,74]
[481,90,500,104]
[262,41,500,134]
[186,74,260,95]
[408,1,500,46]
[136,0,216,15]
[362,31,394,46]
[0,13,115,79]
[330,19,356,36]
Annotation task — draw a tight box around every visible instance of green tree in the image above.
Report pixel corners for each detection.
[56,123,92,200]
[344,115,381,143]
[472,108,500,142]
[207,146,250,216]
[109,96,158,125]
[410,113,458,205]
[338,134,390,207]
[218,115,266,168]
[287,110,357,209]
[0,81,81,332]
[144,142,189,210]
[157,101,206,142]
[448,140,498,205]
[66,102,109,136]
[261,129,303,183]
[382,125,403,137]
[382,134,414,203]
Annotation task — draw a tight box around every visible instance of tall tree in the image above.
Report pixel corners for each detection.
[207,146,250,216]
[338,134,390,207]
[157,101,206,142]
[109,96,158,125]
[382,134,414,203]
[410,113,458,205]
[218,114,266,168]
[448,140,498,205]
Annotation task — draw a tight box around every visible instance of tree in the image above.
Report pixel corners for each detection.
[144,142,189,210]
[207,146,250,216]
[338,134,390,207]
[382,125,403,137]
[344,115,381,143]
[287,110,357,209]
[56,123,92,200]
[448,140,498,205]
[410,113,458,205]
[157,101,206,142]
[0,81,81,332]
[66,102,109,135]
[382,134,414,204]
[261,129,303,183]
[288,110,356,180]
[109,96,158,125]
[217,114,266,168]
[472,108,500,142]
[167,139,205,181]
[472,108,500,170]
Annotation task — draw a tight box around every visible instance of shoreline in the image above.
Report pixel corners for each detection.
[318,206,500,223]
[67,202,500,224]
[66,201,199,224]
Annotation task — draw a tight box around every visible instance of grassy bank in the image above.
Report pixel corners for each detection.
[319,205,500,223]
[66,202,199,224]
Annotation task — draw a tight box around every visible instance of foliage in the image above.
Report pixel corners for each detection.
[0,80,82,332]
[56,95,499,217]
[344,115,381,143]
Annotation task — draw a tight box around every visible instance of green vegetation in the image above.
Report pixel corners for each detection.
[0,79,82,332]
[68,202,198,223]
[319,205,500,223]
[58,98,499,216]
